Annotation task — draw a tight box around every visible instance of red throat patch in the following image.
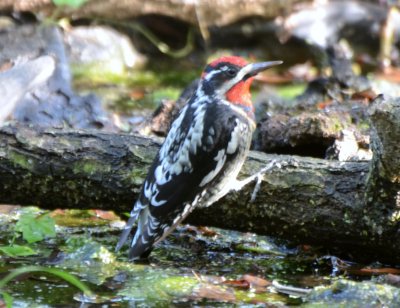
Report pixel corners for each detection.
[226,78,254,111]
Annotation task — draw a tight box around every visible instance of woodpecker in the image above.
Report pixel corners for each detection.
[116,56,282,260]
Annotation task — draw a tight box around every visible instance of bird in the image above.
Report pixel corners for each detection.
[116,56,282,260]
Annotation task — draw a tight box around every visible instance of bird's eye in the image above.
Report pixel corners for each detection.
[226,69,236,77]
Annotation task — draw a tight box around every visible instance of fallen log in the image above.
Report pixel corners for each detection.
[1,96,400,263]
[2,0,299,27]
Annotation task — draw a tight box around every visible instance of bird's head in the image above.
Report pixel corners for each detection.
[200,56,282,116]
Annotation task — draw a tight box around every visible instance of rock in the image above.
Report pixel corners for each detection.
[0,24,114,130]
[369,95,400,183]
[293,42,372,108]
[0,56,55,124]
[254,112,345,158]
[326,129,372,161]
[306,279,400,307]
[294,78,334,107]
[149,99,178,136]
[327,44,370,91]
[254,40,374,159]
[65,25,146,75]
[280,1,387,51]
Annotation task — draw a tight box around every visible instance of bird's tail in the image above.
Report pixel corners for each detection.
[128,207,161,260]
[116,202,159,260]
[128,234,154,260]
[115,203,143,252]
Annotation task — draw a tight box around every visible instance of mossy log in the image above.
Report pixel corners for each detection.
[1,97,400,263]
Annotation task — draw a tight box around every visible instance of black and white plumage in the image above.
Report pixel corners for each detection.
[116,56,282,260]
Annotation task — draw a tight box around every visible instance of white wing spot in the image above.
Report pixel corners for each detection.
[227,120,241,154]
[151,190,167,206]
[155,165,168,185]
[209,126,215,136]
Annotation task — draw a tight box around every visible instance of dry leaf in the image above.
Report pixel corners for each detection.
[223,279,250,289]
[347,267,400,276]
[191,284,236,302]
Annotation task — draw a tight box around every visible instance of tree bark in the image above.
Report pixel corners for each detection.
[1,96,400,263]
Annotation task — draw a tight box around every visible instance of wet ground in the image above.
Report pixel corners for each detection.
[1,207,399,307]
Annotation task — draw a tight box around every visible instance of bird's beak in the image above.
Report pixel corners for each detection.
[241,60,283,80]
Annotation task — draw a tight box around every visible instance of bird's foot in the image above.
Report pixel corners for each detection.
[231,160,277,196]
[249,160,277,202]
[232,158,298,202]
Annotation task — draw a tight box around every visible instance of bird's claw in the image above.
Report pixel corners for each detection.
[249,159,276,202]
[250,171,264,202]
[249,158,298,202]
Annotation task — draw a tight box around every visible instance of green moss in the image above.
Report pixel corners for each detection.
[329,117,345,133]
[156,276,197,297]
[343,212,353,224]
[276,83,307,99]
[9,151,34,171]
[72,63,199,89]
[71,64,159,88]
[235,243,285,255]
[155,69,199,87]
[72,160,111,175]
[127,169,147,185]
[151,87,181,102]
[65,180,76,190]
[113,87,181,113]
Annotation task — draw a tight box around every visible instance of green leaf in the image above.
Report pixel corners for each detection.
[15,213,56,243]
[0,266,92,296]
[0,291,13,308]
[0,245,37,257]
[52,0,88,8]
